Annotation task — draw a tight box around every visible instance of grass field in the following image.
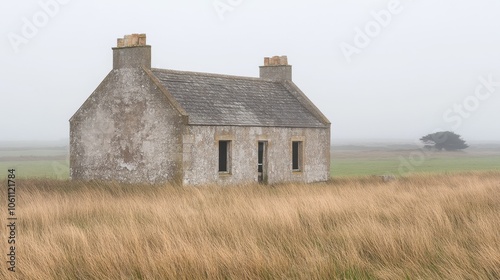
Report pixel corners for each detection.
[0,146,69,179]
[331,144,500,177]
[0,172,499,279]
[1,143,500,179]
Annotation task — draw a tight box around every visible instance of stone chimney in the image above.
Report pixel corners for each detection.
[113,34,151,69]
[259,55,292,81]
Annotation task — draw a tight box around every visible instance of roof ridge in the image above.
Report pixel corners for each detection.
[151,68,278,83]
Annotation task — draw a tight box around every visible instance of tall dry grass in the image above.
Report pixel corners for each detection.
[0,172,499,279]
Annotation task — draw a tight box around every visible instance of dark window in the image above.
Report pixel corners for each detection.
[292,141,303,171]
[219,141,231,172]
[258,141,268,183]
[258,142,264,173]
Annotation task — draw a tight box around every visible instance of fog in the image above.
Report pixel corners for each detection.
[2,0,500,143]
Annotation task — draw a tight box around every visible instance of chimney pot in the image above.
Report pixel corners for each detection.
[123,35,132,47]
[264,57,270,66]
[279,56,288,65]
[271,56,280,66]
[117,38,125,48]
[130,34,139,46]
[138,34,147,46]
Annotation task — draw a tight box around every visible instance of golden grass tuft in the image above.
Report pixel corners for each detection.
[1,172,499,279]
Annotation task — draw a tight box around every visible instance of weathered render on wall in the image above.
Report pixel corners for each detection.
[182,126,330,185]
[70,36,187,183]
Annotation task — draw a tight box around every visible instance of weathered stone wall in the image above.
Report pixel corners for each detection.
[70,68,184,183]
[182,125,330,185]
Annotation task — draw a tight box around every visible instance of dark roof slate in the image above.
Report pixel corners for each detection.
[151,68,327,128]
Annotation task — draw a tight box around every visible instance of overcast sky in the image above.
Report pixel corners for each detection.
[1,0,500,143]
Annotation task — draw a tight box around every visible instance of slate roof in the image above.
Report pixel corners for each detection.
[151,68,328,128]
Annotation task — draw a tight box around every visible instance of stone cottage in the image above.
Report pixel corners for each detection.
[70,34,331,185]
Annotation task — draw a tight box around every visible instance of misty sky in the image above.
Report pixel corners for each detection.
[2,0,500,143]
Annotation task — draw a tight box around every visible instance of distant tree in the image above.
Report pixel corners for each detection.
[420,131,469,151]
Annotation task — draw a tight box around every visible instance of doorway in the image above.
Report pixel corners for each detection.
[258,141,268,183]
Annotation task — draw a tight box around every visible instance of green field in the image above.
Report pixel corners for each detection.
[0,160,69,179]
[0,147,69,179]
[332,147,500,177]
[1,144,499,179]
